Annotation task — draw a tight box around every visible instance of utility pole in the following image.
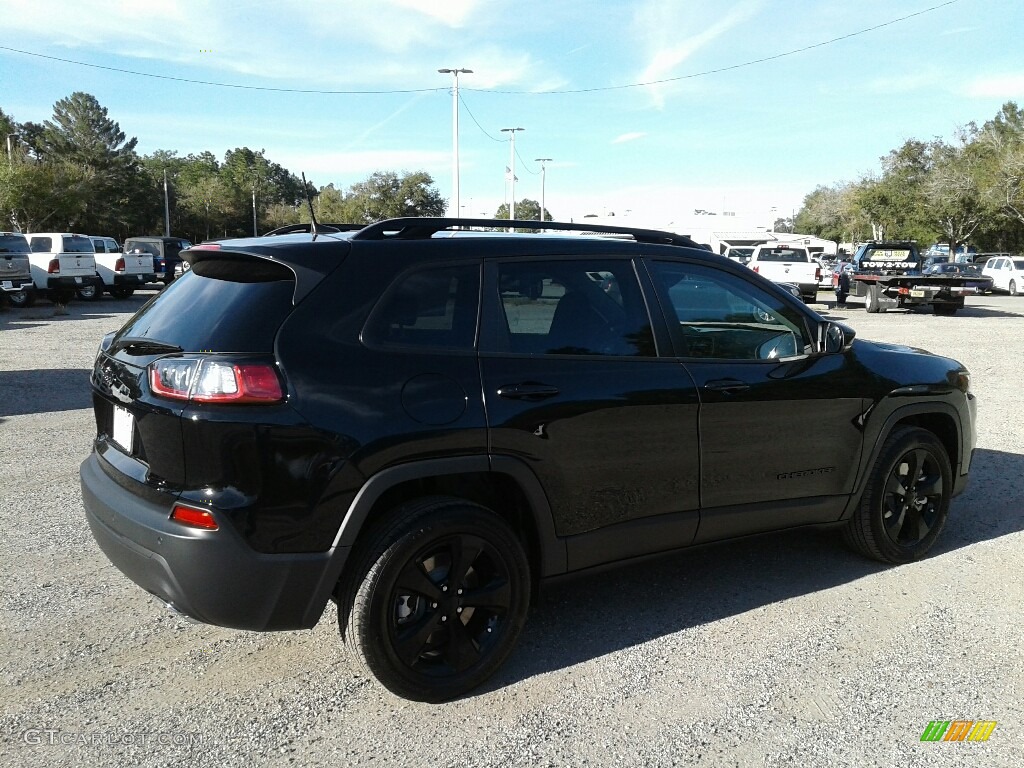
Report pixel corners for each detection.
[535,158,552,226]
[5,133,19,167]
[252,185,258,237]
[501,127,524,231]
[163,170,171,237]
[438,68,472,218]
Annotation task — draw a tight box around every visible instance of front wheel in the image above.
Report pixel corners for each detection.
[843,427,951,564]
[342,497,531,702]
[1010,280,1018,296]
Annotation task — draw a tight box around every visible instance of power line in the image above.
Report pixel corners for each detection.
[458,94,505,142]
[0,1,961,96]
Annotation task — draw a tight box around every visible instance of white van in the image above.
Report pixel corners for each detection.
[27,233,103,303]
[89,235,155,299]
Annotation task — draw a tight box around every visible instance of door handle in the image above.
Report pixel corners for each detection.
[496,383,561,401]
[704,379,750,394]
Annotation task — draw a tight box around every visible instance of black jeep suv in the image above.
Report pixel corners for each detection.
[81,218,977,701]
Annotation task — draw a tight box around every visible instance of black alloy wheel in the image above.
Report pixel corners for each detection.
[343,497,531,702]
[843,427,951,564]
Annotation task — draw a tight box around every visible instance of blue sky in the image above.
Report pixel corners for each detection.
[2,0,1022,230]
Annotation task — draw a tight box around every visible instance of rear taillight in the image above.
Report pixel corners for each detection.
[48,258,60,274]
[815,266,822,281]
[115,257,126,271]
[149,357,284,404]
[170,503,219,530]
[752,265,760,274]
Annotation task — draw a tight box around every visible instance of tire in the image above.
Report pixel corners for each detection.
[341,496,531,702]
[1010,280,1018,296]
[865,284,881,313]
[933,303,958,316]
[76,284,101,301]
[7,288,35,308]
[111,288,135,299]
[843,427,951,564]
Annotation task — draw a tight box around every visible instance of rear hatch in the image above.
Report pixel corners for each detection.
[90,239,348,493]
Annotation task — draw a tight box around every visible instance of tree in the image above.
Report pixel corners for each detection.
[924,139,983,255]
[336,170,446,223]
[494,198,552,231]
[37,92,147,234]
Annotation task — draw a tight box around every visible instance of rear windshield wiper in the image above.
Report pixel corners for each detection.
[114,337,184,355]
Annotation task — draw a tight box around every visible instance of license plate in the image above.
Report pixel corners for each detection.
[112,406,134,454]
[910,289,926,297]
[75,276,83,284]
[1,280,11,289]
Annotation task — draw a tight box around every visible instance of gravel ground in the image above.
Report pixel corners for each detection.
[1,289,1022,767]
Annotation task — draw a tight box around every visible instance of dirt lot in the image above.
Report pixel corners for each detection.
[1,290,1022,767]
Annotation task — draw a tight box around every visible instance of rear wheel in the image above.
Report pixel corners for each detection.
[843,427,951,564]
[7,288,34,308]
[933,303,959,316]
[865,283,886,313]
[76,284,101,301]
[342,497,531,702]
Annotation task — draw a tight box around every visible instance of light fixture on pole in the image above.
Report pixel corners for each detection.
[439,68,472,218]
[535,158,552,226]
[501,127,524,230]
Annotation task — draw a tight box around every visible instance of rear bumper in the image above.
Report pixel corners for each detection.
[80,451,343,631]
[112,273,156,286]
[47,275,102,290]
[1,277,33,292]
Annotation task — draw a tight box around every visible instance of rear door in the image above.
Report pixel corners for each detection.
[479,255,701,571]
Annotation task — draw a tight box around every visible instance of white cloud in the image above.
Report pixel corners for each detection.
[963,73,1024,99]
[632,0,765,107]
[612,132,646,144]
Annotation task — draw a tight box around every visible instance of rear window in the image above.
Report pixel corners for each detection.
[125,241,160,257]
[757,248,808,262]
[0,234,30,253]
[113,257,295,353]
[63,235,95,253]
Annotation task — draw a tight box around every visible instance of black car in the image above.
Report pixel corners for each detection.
[81,218,977,701]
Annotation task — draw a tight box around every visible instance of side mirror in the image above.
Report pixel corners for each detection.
[818,320,855,354]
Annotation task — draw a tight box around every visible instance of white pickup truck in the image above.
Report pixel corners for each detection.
[747,243,821,304]
[84,235,155,300]
[27,232,104,304]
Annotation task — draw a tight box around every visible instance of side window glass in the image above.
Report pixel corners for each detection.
[363,263,480,351]
[649,261,811,361]
[490,260,654,356]
[31,237,51,252]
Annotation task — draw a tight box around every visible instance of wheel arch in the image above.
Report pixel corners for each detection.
[843,400,963,521]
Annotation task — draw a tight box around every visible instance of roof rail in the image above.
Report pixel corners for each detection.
[351,217,700,248]
[262,223,363,236]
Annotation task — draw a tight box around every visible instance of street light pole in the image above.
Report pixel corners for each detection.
[501,127,524,230]
[438,67,472,219]
[163,170,171,237]
[252,185,258,237]
[535,158,552,226]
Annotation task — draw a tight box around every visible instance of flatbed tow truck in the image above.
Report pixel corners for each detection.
[846,241,990,316]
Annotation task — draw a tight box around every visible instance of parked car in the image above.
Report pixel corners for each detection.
[88,235,156,299]
[981,255,1024,295]
[0,231,35,308]
[81,217,977,702]
[122,236,193,285]
[26,232,103,304]
[923,262,993,293]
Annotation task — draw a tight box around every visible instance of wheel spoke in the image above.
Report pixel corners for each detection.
[462,577,511,612]
[393,612,442,667]
[916,471,943,499]
[900,504,924,543]
[443,616,482,673]
[449,536,484,586]
[884,501,906,540]
[395,560,442,601]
